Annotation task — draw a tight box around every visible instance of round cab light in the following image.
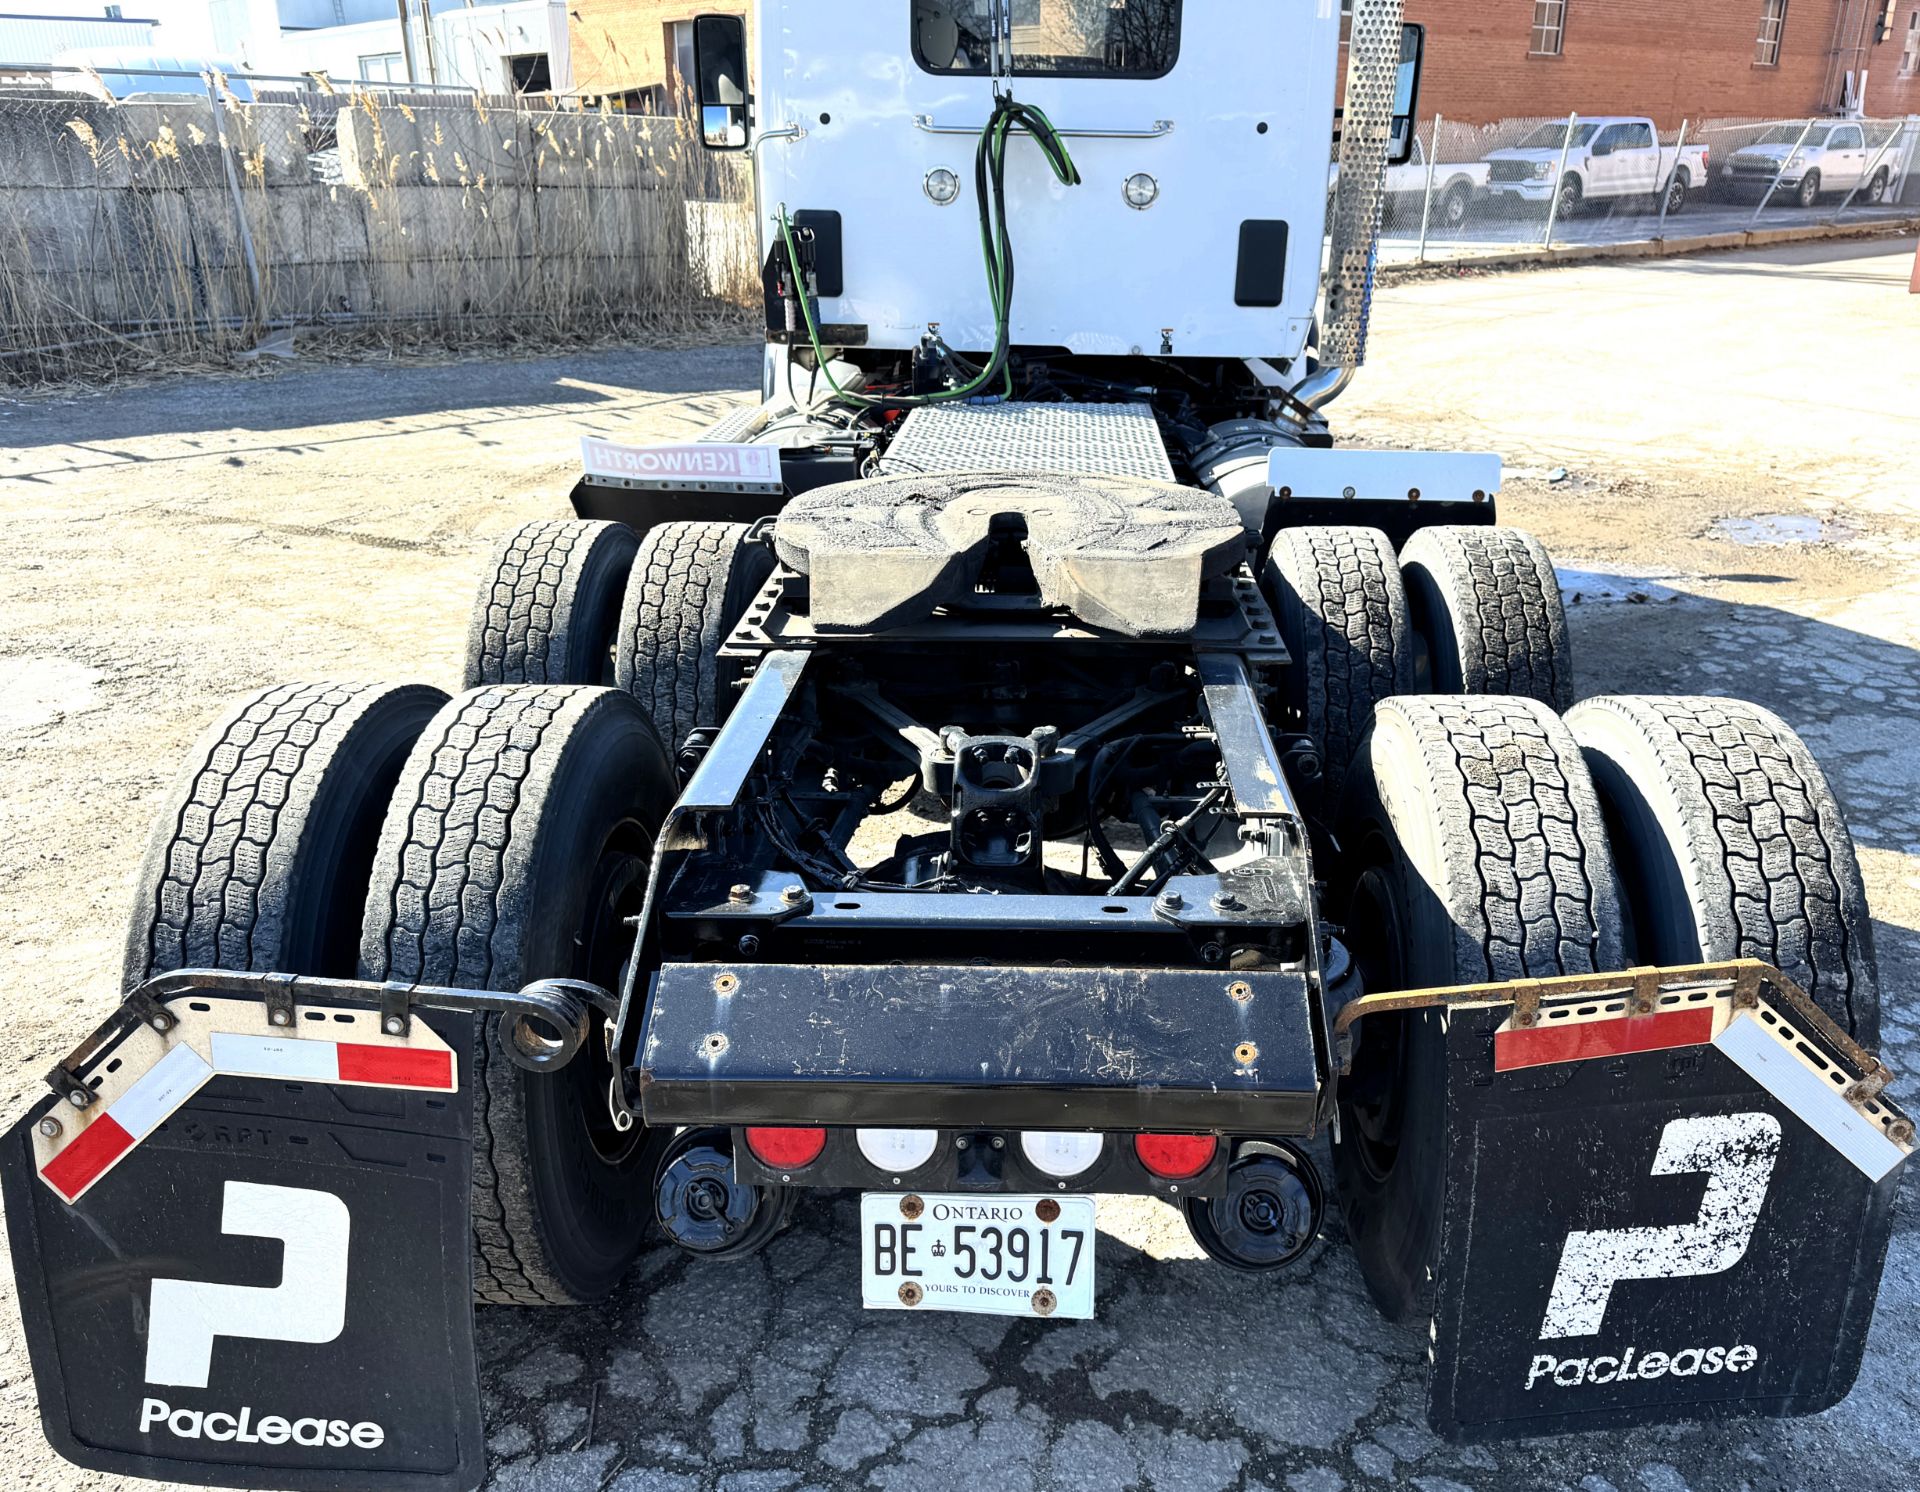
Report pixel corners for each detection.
[1133,1132,1218,1180]
[1021,1131,1104,1179]
[924,167,961,206]
[1123,172,1160,210]
[856,1127,939,1173]
[744,1126,827,1169]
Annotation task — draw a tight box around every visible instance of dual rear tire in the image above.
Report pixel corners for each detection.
[1330,690,1879,1319]
[467,517,773,752]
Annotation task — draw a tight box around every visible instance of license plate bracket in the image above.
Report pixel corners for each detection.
[859,1192,1097,1320]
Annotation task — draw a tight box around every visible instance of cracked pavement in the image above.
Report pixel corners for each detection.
[1,237,1917,1491]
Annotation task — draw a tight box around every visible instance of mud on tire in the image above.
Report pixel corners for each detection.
[465,519,639,688]
[1401,525,1572,711]
[1263,525,1413,808]
[615,521,775,752]
[125,681,447,989]
[359,685,677,1306]
[1331,694,1623,1320]
[1569,694,1879,1047]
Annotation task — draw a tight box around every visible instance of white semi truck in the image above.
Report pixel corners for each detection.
[4,4,1907,1488]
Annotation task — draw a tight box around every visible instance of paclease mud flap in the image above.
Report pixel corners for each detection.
[1427,982,1911,1442]
[1,998,484,1491]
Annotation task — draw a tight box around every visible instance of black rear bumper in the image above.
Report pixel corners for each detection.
[636,961,1324,1134]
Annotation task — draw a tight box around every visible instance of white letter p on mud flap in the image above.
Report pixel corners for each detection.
[144,1182,351,1388]
[1541,1113,1781,1339]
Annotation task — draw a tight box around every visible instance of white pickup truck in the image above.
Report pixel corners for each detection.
[1329,135,1491,232]
[1482,116,1711,218]
[1711,121,1894,208]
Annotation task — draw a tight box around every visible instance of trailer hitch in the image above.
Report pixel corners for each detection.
[42,967,603,1112]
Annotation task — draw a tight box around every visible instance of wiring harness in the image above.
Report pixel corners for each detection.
[778,91,1080,409]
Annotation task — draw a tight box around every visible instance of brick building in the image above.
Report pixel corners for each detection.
[566,0,742,110]
[566,3,1920,123]
[1403,0,1920,127]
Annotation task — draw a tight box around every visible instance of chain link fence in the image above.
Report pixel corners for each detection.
[1363,112,1920,266]
[0,70,758,381]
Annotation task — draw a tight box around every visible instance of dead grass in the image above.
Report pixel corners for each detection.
[0,89,759,385]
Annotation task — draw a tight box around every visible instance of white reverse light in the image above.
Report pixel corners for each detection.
[857,1128,940,1173]
[924,168,961,206]
[1123,172,1160,210]
[1021,1131,1104,1178]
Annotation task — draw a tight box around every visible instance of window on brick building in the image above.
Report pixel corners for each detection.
[1902,11,1920,76]
[1755,0,1789,68]
[665,19,696,105]
[1529,0,1567,57]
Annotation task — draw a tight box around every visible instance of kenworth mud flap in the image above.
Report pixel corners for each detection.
[1335,960,1913,1442]
[2,970,595,1492]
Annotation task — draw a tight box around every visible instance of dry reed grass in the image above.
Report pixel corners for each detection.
[0,87,760,385]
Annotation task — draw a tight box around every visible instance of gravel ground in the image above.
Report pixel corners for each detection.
[1,237,1917,1492]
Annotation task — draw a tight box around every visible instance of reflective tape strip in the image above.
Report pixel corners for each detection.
[335,1043,453,1089]
[39,1114,134,1201]
[212,1033,453,1090]
[39,1015,456,1203]
[1494,1007,1716,1072]
[211,1032,339,1082]
[110,1043,216,1139]
[1713,1012,1907,1182]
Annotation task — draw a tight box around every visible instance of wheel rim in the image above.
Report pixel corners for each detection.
[568,820,656,1166]
[1446,189,1467,227]
[1340,856,1411,1185]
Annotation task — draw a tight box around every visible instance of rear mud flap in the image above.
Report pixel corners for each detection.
[2,994,485,1491]
[1410,965,1910,1441]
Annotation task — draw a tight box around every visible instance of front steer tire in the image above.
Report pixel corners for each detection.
[616,520,775,752]
[1331,695,1624,1321]
[1569,694,1879,1047]
[1401,525,1573,711]
[124,681,448,989]
[359,685,678,1306]
[464,519,639,688]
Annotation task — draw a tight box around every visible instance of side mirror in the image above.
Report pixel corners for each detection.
[1388,23,1424,165]
[693,14,749,150]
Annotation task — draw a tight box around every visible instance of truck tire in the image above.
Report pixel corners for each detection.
[615,520,774,751]
[464,519,638,688]
[1439,179,1472,229]
[1663,170,1689,215]
[1795,170,1821,208]
[1866,169,1889,206]
[1555,173,1583,219]
[125,681,447,989]
[1401,526,1573,711]
[1331,695,1624,1320]
[359,685,678,1306]
[1569,695,1879,1047]
[1263,526,1413,807]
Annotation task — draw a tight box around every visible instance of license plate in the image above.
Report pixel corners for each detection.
[860,1193,1096,1319]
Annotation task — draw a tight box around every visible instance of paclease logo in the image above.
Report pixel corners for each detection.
[1526,1342,1759,1390]
[140,1397,386,1449]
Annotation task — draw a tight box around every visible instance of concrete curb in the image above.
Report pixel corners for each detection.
[1378,215,1920,280]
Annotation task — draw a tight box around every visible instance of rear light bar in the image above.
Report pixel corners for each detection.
[1020,1131,1104,1178]
[743,1126,827,1169]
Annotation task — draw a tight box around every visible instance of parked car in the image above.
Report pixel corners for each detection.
[1481,116,1710,218]
[48,48,255,102]
[1711,121,1891,208]
[1328,135,1490,233]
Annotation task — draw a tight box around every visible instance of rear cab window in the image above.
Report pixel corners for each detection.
[912,0,1183,80]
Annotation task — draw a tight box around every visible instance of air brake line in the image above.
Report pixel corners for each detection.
[776,92,1080,410]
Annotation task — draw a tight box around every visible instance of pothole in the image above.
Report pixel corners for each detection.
[0,657,105,733]
[1710,513,1857,547]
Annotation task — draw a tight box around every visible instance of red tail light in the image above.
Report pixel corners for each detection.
[1133,1133,1218,1180]
[744,1126,827,1168]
